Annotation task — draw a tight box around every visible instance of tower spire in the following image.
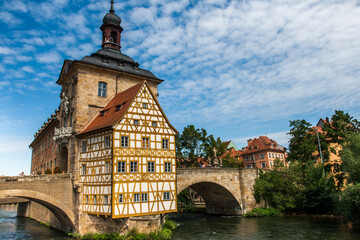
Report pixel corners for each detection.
[110,0,115,14]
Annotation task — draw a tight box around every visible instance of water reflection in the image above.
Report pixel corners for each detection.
[170,214,360,240]
[1,205,360,240]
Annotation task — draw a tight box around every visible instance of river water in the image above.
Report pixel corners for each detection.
[1,205,360,240]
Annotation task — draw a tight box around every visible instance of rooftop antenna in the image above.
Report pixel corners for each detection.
[110,0,115,13]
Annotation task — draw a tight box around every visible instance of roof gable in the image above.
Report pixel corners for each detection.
[78,82,143,135]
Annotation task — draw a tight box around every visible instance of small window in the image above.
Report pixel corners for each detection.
[272,153,274,158]
[104,195,109,205]
[134,120,139,125]
[270,161,273,167]
[119,194,123,203]
[81,141,86,153]
[117,161,126,173]
[141,193,148,202]
[105,162,110,174]
[142,138,149,148]
[100,110,107,116]
[134,193,140,202]
[246,164,251,168]
[268,153,271,158]
[98,82,107,97]
[260,153,264,159]
[86,196,89,204]
[105,136,111,148]
[152,121,157,127]
[163,192,170,200]
[254,146,258,149]
[261,162,266,168]
[165,162,171,173]
[162,139,169,150]
[143,103,148,109]
[130,161,138,173]
[111,31,117,43]
[250,155,254,160]
[121,136,129,148]
[81,164,86,175]
[148,162,155,173]
[94,196,97,205]
[245,156,249,161]
[115,105,122,111]
[249,147,252,150]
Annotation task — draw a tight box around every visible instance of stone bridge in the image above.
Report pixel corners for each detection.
[0,174,77,232]
[177,168,260,214]
[0,168,261,233]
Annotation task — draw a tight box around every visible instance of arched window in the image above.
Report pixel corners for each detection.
[111,31,117,43]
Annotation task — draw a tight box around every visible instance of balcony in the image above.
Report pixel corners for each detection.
[53,127,73,144]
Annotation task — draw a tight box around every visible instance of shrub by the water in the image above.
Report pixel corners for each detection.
[243,208,281,218]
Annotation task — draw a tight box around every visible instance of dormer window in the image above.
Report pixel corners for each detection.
[98,82,107,97]
[115,105,122,111]
[100,110,107,116]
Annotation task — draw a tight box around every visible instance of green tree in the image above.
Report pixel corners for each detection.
[177,125,207,167]
[254,162,300,212]
[202,135,227,166]
[337,184,360,227]
[222,153,242,168]
[299,164,336,213]
[287,120,328,178]
[341,133,360,184]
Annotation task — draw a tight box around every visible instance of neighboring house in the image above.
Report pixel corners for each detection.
[224,140,239,151]
[241,136,287,169]
[313,118,344,186]
[28,2,177,218]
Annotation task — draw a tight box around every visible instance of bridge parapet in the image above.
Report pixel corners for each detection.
[0,173,71,183]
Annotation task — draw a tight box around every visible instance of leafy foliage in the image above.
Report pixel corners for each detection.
[243,208,281,218]
[53,166,62,174]
[336,184,360,226]
[222,153,242,168]
[341,133,360,184]
[254,165,299,212]
[45,168,52,174]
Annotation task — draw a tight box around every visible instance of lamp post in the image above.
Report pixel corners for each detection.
[315,127,323,164]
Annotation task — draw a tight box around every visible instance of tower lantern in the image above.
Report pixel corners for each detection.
[101,0,123,51]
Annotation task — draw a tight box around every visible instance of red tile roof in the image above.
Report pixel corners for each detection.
[241,136,286,155]
[78,82,143,135]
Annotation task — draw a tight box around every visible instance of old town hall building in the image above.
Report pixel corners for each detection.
[29,1,177,219]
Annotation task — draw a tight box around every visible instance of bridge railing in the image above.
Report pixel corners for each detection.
[0,173,71,182]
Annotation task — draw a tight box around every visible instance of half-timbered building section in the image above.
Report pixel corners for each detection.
[79,130,113,216]
[78,81,177,218]
[112,82,177,218]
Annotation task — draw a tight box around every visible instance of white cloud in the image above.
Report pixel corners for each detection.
[0,11,22,26]
[0,46,15,55]
[36,51,62,64]
[4,0,28,13]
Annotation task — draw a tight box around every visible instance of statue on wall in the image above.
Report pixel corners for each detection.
[61,92,69,115]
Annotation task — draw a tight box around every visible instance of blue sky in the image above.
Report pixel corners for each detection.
[0,0,359,176]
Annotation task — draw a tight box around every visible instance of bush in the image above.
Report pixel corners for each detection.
[243,208,281,218]
[53,166,62,174]
[45,168,52,174]
[337,183,360,226]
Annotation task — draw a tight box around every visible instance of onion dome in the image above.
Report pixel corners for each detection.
[103,0,121,26]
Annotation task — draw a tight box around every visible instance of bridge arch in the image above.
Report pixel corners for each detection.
[178,181,242,215]
[0,189,75,232]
